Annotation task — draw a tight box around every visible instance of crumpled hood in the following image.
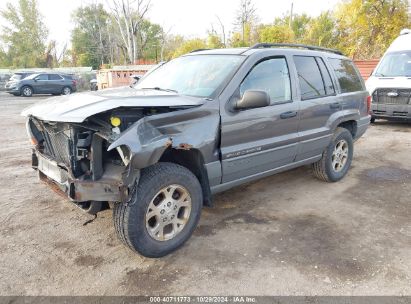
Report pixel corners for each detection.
[21,86,205,122]
[366,76,411,95]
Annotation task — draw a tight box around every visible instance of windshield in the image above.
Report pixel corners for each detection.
[374,51,411,77]
[10,74,24,81]
[25,73,41,80]
[135,55,244,98]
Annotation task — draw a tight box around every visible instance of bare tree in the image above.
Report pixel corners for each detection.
[107,0,151,64]
[234,0,257,44]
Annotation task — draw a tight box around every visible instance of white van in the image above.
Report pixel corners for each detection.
[366,29,411,122]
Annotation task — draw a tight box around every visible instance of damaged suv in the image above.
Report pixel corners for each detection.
[22,44,370,257]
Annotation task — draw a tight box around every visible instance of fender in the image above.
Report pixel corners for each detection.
[107,107,221,170]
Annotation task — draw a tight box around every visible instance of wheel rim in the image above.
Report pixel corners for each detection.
[332,139,349,172]
[145,184,191,241]
[23,87,31,96]
[63,87,71,95]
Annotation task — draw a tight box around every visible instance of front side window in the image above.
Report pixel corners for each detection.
[35,74,48,81]
[374,51,411,77]
[240,57,291,104]
[49,74,63,80]
[294,56,326,100]
[135,55,245,98]
[329,58,364,93]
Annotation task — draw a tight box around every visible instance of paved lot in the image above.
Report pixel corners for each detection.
[0,91,410,295]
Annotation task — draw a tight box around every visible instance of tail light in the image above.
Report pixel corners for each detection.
[366,95,371,114]
[72,79,77,86]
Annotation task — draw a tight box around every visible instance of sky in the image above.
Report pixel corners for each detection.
[0,0,343,50]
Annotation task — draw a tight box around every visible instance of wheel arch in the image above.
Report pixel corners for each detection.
[337,120,357,138]
[158,148,213,207]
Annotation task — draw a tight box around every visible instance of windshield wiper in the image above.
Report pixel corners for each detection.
[141,87,178,93]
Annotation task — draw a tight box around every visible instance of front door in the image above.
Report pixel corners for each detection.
[220,57,299,183]
[33,74,49,93]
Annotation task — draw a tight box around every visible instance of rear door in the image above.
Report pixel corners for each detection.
[48,74,65,93]
[220,56,299,183]
[328,58,366,114]
[293,55,341,161]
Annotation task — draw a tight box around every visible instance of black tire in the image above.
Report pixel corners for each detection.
[62,86,71,95]
[21,86,33,97]
[370,117,376,123]
[312,127,353,182]
[113,162,203,257]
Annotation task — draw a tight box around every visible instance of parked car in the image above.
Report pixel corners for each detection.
[22,44,370,257]
[90,78,98,91]
[7,72,77,97]
[366,29,411,122]
[4,71,38,92]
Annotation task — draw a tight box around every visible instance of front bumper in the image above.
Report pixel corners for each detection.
[371,104,411,120]
[5,86,19,93]
[33,150,126,202]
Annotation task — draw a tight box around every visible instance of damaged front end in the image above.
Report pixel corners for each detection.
[26,103,219,208]
[28,115,134,204]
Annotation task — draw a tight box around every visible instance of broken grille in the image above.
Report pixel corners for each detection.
[372,88,411,105]
[38,123,72,167]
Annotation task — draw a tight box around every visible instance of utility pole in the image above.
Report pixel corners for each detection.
[289,2,294,29]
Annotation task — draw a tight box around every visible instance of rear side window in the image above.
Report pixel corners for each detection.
[49,74,63,80]
[294,56,327,100]
[329,58,364,93]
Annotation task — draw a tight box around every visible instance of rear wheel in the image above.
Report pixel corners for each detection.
[370,117,376,123]
[62,86,72,95]
[21,86,33,97]
[113,162,202,257]
[312,127,353,182]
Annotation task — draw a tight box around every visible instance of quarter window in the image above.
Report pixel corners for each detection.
[316,57,335,95]
[329,58,364,93]
[240,58,291,104]
[294,56,326,100]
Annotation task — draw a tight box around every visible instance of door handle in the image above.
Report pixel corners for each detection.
[280,111,297,119]
[329,102,341,109]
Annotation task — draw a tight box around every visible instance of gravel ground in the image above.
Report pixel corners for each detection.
[0,91,410,296]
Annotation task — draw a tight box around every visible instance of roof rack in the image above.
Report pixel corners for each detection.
[244,43,343,55]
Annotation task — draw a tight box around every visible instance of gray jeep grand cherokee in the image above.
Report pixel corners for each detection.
[22,44,370,257]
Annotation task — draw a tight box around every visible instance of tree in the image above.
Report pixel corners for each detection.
[172,39,207,58]
[108,0,151,64]
[335,0,410,59]
[257,24,294,43]
[71,4,112,69]
[303,11,338,48]
[234,0,258,45]
[137,19,163,61]
[0,0,48,68]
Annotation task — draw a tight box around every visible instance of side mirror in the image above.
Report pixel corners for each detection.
[234,90,270,110]
[34,78,38,82]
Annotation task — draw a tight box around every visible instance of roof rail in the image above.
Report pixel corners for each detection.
[190,48,211,53]
[244,43,343,55]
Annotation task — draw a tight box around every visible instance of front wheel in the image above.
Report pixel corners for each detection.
[113,162,203,257]
[21,86,33,97]
[312,127,353,182]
